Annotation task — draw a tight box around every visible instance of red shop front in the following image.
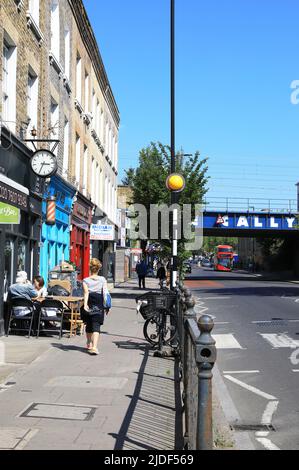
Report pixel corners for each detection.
[70,195,93,280]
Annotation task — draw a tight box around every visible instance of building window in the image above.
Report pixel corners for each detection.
[96,163,100,206]
[17,239,27,271]
[91,157,96,202]
[27,67,38,134]
[97,102,101,139]
[100,109,104,141]
[63,118,69,178]
[64,27,70,79]
[92,90,96,130]
[29,0,40,26]
[50,0,60,61]
[75,134,81,184]
[50,97,59,155]
[76,53,82,104]
[2,36,17,132]
[83,146,88,196]
[84,72,89,112]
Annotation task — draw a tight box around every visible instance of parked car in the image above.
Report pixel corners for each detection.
[201,258,211,268]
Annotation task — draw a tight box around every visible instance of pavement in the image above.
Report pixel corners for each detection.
[0,277,184,450]
[0,274,238,451]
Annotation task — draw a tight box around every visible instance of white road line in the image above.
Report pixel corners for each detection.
[223,370,260,374]
[289,320,299,323]
[200,296,232,300]
[292,370,299,372]
[259,333,299,349]
[261,401,279,426]
[224,375,277,400]
[255,431,269,437]
[255,437,280,450]
[213,334,243,349]
[214,322,230,325]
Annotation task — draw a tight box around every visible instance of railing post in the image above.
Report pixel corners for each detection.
[195,315,217,450]
[182,289,196,449]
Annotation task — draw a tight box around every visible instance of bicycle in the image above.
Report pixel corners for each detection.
[136,291,178,349]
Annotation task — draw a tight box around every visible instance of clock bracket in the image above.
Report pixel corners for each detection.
[23,139,60,154]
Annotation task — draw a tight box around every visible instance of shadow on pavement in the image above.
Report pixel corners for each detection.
[111,346,183,450]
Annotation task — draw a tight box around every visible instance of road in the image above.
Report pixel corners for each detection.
[186,265,299,450]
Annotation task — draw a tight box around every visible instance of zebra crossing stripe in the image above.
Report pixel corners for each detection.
[212,334,243,349]
[259,333,299,349]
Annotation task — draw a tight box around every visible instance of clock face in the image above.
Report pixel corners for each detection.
[30,150,58,178]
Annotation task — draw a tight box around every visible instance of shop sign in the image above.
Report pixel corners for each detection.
[0,181,28,210]
[0,201,20,224]
[73,201,92,223]
[90,224,115,241]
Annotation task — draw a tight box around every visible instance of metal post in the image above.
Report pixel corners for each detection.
[196,315,217,450]
[170,0,178,290]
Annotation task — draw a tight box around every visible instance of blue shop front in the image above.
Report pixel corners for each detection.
[40,175,76,284]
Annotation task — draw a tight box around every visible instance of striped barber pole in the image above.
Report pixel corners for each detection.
[46,196,56,225]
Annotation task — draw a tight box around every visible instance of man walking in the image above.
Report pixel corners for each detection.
[136,259,148,289]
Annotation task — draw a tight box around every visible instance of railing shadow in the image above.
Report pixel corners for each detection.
[110,345,183,450]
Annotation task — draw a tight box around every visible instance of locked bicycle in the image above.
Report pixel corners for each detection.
[136,290,178,349]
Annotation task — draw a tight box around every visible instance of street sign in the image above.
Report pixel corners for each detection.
[90,224,115,241]
[0,202,20,224]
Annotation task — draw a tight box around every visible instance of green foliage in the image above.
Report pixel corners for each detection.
[124,142,209,265]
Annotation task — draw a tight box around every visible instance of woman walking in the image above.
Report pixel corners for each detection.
[83,258,109,355]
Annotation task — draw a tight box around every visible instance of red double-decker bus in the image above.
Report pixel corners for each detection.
[213,245,234,272]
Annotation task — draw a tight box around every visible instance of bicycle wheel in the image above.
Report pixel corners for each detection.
[143,310,177,346]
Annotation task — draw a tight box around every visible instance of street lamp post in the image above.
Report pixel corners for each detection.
[170,0,177,290]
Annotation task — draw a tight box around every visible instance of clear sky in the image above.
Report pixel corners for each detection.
[83,0,299,207]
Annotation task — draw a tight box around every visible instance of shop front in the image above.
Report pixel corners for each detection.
[40,175,76,284]
[70,193,93,280]
[90,210,116,283]
[0,129,43,335]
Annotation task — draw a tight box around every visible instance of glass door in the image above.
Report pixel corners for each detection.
[4,238,14,301]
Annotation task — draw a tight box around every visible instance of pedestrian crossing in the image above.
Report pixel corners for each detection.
[213,333,299,350]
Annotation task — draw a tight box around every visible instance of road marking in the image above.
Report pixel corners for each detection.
[224,375,277,400]
[213,334,243,349]
[199,296,232,300]
[259,333,299,349]
[255,437,280,450]
[292,369,299,372]
[261,401,279,426]
[289,320,299,323]
[255,431,269,437]
[223,370,260,374]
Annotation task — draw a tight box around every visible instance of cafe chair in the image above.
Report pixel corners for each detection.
[37,299,65,339]
[6,298,36,338]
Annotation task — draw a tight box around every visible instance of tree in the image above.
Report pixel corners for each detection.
[121,168,135,186]
[124,142,209,267]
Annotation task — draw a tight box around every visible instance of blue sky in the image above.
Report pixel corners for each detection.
[84,0,299,207]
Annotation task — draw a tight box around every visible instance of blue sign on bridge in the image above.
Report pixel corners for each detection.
[204,212,297,231]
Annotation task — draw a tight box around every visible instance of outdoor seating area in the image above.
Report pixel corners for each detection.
[4,262,85,340]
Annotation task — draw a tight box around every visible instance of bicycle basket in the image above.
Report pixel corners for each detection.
[137,291,177,310]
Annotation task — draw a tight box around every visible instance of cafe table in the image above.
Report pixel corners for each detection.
[47,296,84,337]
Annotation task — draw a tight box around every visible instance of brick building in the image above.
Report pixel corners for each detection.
[0,0,120,335]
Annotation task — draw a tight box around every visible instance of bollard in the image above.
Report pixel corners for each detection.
[196,315,217,450]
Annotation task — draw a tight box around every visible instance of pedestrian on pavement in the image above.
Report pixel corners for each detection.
[136,258,148,289]
[83,258,109,355]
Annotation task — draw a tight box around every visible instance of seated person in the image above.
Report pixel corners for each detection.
[33,276,48,299]
[7,271,38,318]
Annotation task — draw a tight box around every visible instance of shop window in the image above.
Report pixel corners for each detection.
[4,238,14,301]
[17,239,27,272]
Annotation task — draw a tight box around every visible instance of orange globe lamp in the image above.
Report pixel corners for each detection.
[166,173,185,192]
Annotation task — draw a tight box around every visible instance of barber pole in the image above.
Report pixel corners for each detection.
[46,196,56,225]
